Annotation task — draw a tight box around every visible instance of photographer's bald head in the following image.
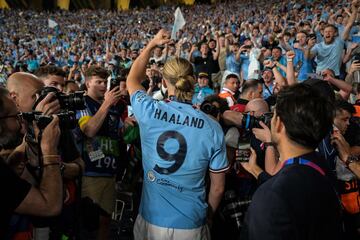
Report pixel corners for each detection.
[245,98,269,117]
[7,72,44,112]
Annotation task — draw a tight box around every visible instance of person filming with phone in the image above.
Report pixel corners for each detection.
[74,66,126,240]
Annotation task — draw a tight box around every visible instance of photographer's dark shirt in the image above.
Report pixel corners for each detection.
[0,160,31,238]
[242,152,343,240]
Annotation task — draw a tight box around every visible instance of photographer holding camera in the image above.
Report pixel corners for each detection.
[7,71,84,180]
[241,84,343,240]
[6,71,85,239]
[0,87,62,239]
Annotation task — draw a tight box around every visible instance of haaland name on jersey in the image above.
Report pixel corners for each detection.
[153,108,205,129]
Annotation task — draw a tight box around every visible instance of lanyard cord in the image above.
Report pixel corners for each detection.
[282,157,325,176]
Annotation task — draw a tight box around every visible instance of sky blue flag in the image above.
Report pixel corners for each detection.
[171,7,186,40]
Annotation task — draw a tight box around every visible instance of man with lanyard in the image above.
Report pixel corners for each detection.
[75,66,124,240]
[127,30,228,240]
[241,84,343,239]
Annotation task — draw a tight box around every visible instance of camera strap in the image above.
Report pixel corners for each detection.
[282,157,325,176]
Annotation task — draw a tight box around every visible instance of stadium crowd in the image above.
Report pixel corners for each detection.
[1,0,360,239]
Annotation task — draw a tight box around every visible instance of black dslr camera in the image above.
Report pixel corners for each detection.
[22,111,77,130]
[241,112,273,130]
[34,86,85,111]
[200,101,220,118]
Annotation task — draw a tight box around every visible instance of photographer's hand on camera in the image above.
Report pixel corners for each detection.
[35,92,61,116]
[40,115,61,156]
[252,121,272,143]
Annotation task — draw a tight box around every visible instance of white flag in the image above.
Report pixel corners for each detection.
[48,19,58,28]
[171,7,186,40]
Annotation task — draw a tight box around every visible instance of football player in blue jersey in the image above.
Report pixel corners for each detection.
[127,30,229,240]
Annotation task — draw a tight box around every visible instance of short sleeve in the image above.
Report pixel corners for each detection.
[130,90,157,124]
[209,127,229,173]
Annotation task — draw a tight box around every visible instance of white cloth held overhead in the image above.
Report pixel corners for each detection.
[48,19,58,28]
[171,7,186,40]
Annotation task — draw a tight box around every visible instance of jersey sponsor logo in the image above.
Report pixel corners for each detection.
[153,109,204,129]
[156,178,183,192]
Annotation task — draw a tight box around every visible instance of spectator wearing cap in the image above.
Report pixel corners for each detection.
[219,72,239,107]
[192,72,214,106]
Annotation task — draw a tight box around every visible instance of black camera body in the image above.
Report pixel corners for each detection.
[200,101,220,118]
[308,33,316,40]
[353,53,360,63]
[241,112,273,130]
[108,77,120,91]
[34,86,85,111]
[22,111,77,130]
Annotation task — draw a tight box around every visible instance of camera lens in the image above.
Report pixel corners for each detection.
[60,91,85,111]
